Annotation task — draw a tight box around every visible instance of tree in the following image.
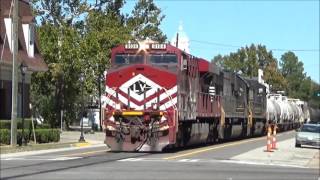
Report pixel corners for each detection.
[263,59,287,92]
[245,44,259,78]
[280,51,309,99]
[309,80,320,108]
[31,0,88,26]
[30,0,168,128]
[30,0,90,127]
[211,44,287,91]
[31,23,85,128]
[212,54,224,68]
[127,0,167,42]
[81,6,131,97]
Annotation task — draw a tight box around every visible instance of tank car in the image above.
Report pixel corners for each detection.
[266,94,281,124]
[287,98,304,128]
[266,94,294,131]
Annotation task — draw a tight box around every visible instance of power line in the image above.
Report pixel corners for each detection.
[190,39,320,52]
[191,40,239,48]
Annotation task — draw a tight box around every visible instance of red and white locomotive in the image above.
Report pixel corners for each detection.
[103,40,268,151]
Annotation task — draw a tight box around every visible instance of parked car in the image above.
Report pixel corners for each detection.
[295,123,320,148]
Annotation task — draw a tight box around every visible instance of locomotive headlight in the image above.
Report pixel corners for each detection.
[160,115,167,122]
[159,125,169,131]
[109,116,115,122]
[138,41,150,52]
[106,125,116,131]
[143,43,150,50]
[152,103,158,110]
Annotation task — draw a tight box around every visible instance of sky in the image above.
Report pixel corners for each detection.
[122,0,319,83]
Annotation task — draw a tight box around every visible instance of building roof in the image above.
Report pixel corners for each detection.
[0,0,47,72]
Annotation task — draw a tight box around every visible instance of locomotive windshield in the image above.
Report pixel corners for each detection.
[148,54,177,64]
[115,54,143,65]
[112,53,177,71]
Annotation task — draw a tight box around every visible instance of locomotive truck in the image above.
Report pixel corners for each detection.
[102,40,311,152]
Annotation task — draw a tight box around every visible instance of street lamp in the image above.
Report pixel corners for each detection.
[79,72,86,142]
[98,74,102,131]
[20,62,28,146]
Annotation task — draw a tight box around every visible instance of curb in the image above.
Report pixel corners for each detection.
[74,142,92,147]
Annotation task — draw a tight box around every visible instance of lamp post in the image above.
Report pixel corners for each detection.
[79,73,85,142]
[96,71,102,131]
[20,62,28,146]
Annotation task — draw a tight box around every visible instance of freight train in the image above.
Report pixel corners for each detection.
[102,40,316,151]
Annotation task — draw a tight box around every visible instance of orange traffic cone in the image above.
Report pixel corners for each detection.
[272,125,277,150]
[265,125,273,152]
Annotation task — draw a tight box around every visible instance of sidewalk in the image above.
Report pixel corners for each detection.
[0,131,106,156]
[231,138,320,169]
[59,130,105,145]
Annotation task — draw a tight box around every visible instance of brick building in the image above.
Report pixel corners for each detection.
[0,0,47,119]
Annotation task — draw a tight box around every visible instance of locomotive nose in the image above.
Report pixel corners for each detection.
[105,110,170,151]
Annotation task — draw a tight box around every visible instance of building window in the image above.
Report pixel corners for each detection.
[23,23,35,57]
[29,24,34,46]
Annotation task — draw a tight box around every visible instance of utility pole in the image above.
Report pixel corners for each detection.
[175,33,179,48]
[11,0,19,146]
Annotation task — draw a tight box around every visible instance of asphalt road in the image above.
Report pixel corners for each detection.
[1,131,319,180]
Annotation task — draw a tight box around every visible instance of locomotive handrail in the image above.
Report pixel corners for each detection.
[197,92,221,115]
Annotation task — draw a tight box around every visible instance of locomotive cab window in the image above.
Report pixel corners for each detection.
[114,54,144,66]
[148,54,177,64]
[148,54,177,71]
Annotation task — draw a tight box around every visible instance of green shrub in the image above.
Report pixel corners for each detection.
[0,129,10,145]
[36,123,51,129]
[0,121,10,129]
[0,119,33,130]
[0,129,30,145]
[31,129,60,143]
[0,129,60,145]
[17,129,31,145]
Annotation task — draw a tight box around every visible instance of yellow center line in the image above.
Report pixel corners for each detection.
[163,136,267,160]
[62,149,109,157]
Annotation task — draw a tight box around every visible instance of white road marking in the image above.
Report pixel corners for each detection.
[118,158,143,162]
[220,160,307,169]
[117,158,308,168]
[178,159,200,162]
